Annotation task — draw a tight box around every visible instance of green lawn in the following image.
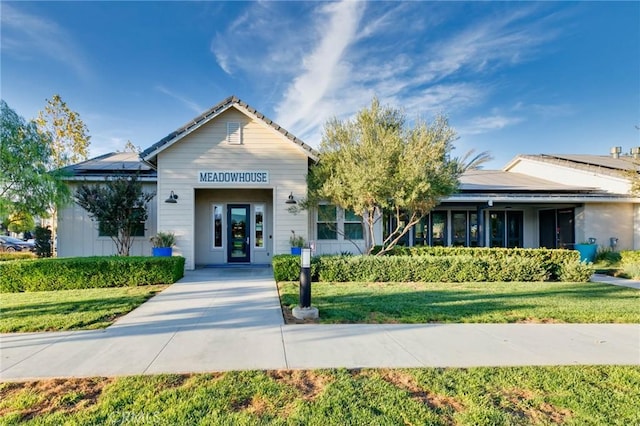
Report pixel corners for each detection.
[0,286,167,333]
[1,366,638,425]
[279,281,640,323]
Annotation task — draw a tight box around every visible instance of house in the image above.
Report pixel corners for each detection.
[57,96,640,269]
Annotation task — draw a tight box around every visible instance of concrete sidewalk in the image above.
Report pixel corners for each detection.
[2,268,639,381]
[591,273,640,289]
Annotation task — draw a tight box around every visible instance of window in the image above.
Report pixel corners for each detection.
[452,211,467,246]
[490,211,523,248]
[227,122,242,145]
[98,209,145,237]
[469,212,479,247]
[254,204,264,248]
[213,204,223,248]
[490,212,505,247]
[413,216,428,246]
[317,204,337,239]
[344,210,363,240]
[431,211,447,246]
[506,211,523,248]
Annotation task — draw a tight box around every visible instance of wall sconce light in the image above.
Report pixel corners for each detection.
[487,200,493,207]
[165,191,178,204]
[285,192,297,205]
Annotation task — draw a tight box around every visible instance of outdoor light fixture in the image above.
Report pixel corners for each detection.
[285,192,297,205]
[165,191,178,204]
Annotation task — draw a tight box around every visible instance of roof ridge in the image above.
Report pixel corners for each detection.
[140,96,319,163]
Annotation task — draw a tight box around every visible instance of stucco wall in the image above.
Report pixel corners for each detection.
[575,203,634,250]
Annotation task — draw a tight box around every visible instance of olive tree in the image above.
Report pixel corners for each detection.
[308,98,468,255]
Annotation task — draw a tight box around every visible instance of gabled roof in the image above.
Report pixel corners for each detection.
[141,95,319,165]
[60,152,156,180]
[504,153,640,177]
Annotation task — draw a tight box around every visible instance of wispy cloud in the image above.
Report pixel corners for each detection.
[211,2,565,145]
[274,1,365,136]
[459,114,524,135]
[155,86,203,114]
[0,3,90,79]
[210,2,315,78]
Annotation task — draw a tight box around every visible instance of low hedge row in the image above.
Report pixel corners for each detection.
[0,252,36,262]
[273,248,592,283]
[0,256,185,293]
[621,250,640,265]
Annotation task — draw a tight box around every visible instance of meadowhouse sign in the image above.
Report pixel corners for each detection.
[198,170,269,184]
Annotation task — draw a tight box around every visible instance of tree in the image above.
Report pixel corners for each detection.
[4,212,35,234]
[74,173,155,256]
[308,98,464,255]
[122,140,142,153]
[35,94,91,169]
[0,100,67,229]
[35,94,91,248]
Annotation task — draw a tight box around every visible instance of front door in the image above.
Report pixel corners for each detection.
[227,205,250,263]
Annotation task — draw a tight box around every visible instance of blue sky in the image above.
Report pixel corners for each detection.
[1,1,639,168]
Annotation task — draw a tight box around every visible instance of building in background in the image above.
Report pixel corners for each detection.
[57,97,640,268]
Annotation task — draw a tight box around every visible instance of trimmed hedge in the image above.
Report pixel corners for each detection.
[0,252,37,262]
[273,248,592,283]
[0,256,185,293]
[621,250,640,265]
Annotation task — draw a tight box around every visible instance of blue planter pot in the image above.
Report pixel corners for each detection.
[290,247,302,255]
[152,247,173,257]
[574,244,597,263]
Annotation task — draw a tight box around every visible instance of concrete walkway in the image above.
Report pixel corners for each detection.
[1,268,639,381]
[591,273,640,289]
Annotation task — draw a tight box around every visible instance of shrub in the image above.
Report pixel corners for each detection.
[0,256,185,293]
[150,231,176,248]
[595,249,622,265]
[272,249,584,283]
[0,252,36,262]
[558,260,594,282]
[621,263,640,280]
[272,254,320,281]
[620,250,640,266]
[34,225,52,258]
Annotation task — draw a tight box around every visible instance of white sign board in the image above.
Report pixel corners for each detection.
[198,170,269,184]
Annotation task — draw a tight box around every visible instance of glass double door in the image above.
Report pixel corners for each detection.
[227,205,250,262]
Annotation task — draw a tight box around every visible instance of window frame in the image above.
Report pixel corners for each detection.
[212,204,224,249]
[317,204,338,240]
[343,209,364,241]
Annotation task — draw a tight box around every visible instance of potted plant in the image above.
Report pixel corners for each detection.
[574,238,597,263]
[150,231,176,257]
[289,230,305,255]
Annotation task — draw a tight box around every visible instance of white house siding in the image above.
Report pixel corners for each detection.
[57,182,157,257]
[506,157,631,194]
[311,206,382,255]
[156,107,309,270]
[575,203,634,250]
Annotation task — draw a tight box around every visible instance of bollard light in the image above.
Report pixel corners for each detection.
[301,248,311,268]
[292,246,318,319]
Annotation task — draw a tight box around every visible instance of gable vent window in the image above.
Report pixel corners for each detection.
[227,122,242,145]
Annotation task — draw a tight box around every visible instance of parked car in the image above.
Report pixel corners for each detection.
[0,236,36,252]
